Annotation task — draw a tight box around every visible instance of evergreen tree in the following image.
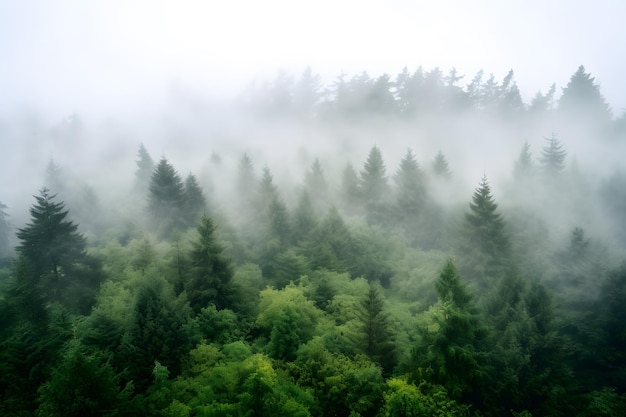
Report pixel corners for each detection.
[187,215,236,313]
[134,143,155,193]
[357,285,396,375]
[182,173,206,226]
[559,65,612,125]
[410,259,489,406]
[461,176,510,283]
[292,190,317,243]
[513,141,534,179]
[394,148,427,219]
[432,150,451,178]
[540,132,567,175]
[292,66,323,118]
[16,188,103,313]
[339,162,361,213]
[120,277,191,391]
[148,157,185,238]
[360,145,390,224]
[304,158,329,213]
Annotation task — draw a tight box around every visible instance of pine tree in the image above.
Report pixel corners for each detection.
[187,215,236,313]
[540,132,567,175]
[16,188,102,313]
[148,157,185,238]
[304,158,329,213]
[559,65,612,124]
[461,176,510,283]
[432,150,451,178]
[394,148,427,219]
[183,173,207,226]
[340,162,361,213]
[411,259,489,405]
[514,141,534,179]
[360,145,390,224]
[292,190,317,243]
[358,285,396,375]
[292,66,323,118]
[134,143,155,192]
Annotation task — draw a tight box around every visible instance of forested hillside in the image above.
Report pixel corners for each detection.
[1,65,626,416]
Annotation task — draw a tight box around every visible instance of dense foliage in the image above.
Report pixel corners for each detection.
[1,65,625,416]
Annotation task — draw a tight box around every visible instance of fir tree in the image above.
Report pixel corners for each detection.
[514,141,534,179]
[16,188,103,313]
[432,150,451,178]
[360,145,390,224]
[540,132,567,175]
[411,259,489,405]
[394,148,427,218]
[187,215,236,313]
[183,173,207,226]
[559,65,612,124]
[148,157,186,238]
[340,162,361,213]
[134,143,155,192]
[357,285,396,375]
[461,176,510,283]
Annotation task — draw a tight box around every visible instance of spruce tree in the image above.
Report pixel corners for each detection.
[411,259,489,405]
[513,141,534,179]
[559,65,612,124]
[358,285,396,375]
[360,145,390,224]
[432,150,451,178]
[183,173,207,226]
[148,157,185,238]
[461,176,510,283]
[340,162,361,213]
[134,143,155,192]
[394,148,426,219]
[540,132,567,175]
[187,215,236,313]
[16,188,102,313]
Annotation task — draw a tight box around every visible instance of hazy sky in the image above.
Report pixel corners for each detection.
[1,0,624,120]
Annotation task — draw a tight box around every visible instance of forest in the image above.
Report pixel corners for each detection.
[1,64,626,417]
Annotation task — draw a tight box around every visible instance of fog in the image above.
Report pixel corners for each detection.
[1,1,625,253]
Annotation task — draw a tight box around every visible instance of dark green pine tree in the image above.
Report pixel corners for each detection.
[461,176,510,283]
[304,158,329,214]
[432,150,451,178]
[182,173,207,227]
[339,162,361,214]
[292,190,317,244]
[513,141,535,180]
[16,188,103,313]
[0,201,10,259]
[394,148,427,220]
[357,285,396,375]
[234,153,258,229]
[134,143,155,193]
[558,65,612,125]
[186,215,236,313]
[148,157,185,238]
[410,259,489,406]
[120,278,191,391]
[540,132,567,175]
[360,145,390,224]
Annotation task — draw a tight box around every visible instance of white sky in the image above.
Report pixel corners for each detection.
[1,0,625,119]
